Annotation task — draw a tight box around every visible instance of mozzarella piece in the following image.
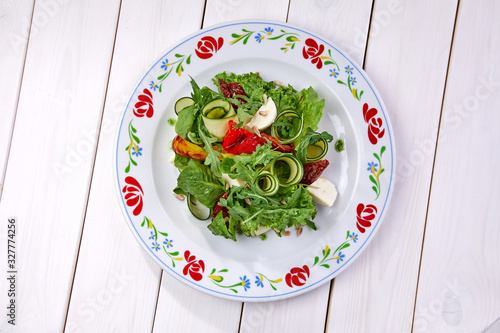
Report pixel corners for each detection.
[168,153,176,164]
[221,173,246,188]
[307,178,338,207]
[246,95,277,131]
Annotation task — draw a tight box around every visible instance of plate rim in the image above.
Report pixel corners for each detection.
[113,19,396,302]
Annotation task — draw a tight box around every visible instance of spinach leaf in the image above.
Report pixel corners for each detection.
[177,160,225,208]
[175,105,197,139]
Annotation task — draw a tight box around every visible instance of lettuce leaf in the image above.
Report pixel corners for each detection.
[296,87,325,133]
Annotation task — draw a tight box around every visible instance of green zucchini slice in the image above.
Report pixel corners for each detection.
[187,193,212,220]
[271,110,304,144]
[306,137,328,162]
[254,171,279,196]
[201,98,238,139]
[175,97,195,115]
[271,154,304,187]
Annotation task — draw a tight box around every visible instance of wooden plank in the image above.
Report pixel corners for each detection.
[286,0,373,66]
[0,0,34,196]
[0,0,121,331]
[237,1,373,332]
[325,0,458,332]
[413,1,500,332]
[63,1,209,332]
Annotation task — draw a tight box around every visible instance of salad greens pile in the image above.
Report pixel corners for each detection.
[172,72,332,241]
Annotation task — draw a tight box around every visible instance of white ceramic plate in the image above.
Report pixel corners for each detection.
[114,20,395,301]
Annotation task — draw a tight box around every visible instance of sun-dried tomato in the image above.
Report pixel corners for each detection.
[301,160,330,185]
[222,121,266,155]
[260,133,295,153]
[213,192,229,219]
[218,79,247,109]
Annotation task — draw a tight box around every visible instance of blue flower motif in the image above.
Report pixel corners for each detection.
[367,161,378,172]
[264,27,274,35]
[255,33,264,43]
[132,146,143,156]
[330,68,339,78]
[350,77,357,85]
[151,242,160,251]
[335,252,345,264]
[349,232,359,243]
[255,275,264,288]
[150,81,159,91]
[345,65,354,75]
[163,238,173,248]
[161,58,169,71]
[149,231,155,240]
[240,275,251,291]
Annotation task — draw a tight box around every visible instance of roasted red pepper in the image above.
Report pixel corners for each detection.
[301,160,330,185]
[222,121,267,155]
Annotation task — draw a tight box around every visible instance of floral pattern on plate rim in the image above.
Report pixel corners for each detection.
[116,22,393,298]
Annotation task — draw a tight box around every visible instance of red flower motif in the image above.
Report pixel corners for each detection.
[183,250,205,281]
[195,36,224,60]
[356,203,378,233]
[122,176,144,216]
[133,89,154,118]
[362,103,385,145]
[302,38,325,69]
[285,265,310,288]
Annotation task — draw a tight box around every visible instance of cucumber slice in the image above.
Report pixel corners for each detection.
[271,154,304,187]
[187,193,212,220]
[254,171,279,196]
[306,137,328,162]
[271,110,304,144]
[175,97,195,115]
[201,98,238,139]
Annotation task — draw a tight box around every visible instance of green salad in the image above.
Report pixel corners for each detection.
[171,72,338,241]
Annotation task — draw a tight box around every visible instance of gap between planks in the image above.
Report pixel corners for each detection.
[0,0,36,204]
[323,0,374,331]
[62,0,124,331]
[409,0,462,331]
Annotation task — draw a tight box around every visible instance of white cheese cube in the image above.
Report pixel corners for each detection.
[246,95,277,131]
[168,153,176,164]
[307,178,338,206]
[221,173,246,188]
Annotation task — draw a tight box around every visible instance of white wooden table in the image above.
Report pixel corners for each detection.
[0,0,499,332]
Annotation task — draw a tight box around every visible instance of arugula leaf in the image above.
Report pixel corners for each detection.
[189,76,202,104]
[198,121,222,178]
[219,143,280,181]
[219,185,317,238]
[296,128,334,164]
[177,159,225,208]
[207,212,237,241]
